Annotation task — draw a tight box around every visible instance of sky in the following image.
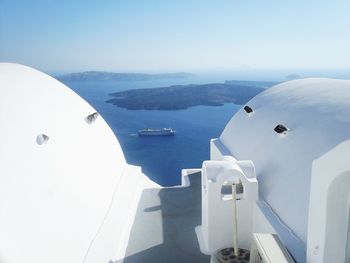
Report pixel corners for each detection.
[0,0,350,73]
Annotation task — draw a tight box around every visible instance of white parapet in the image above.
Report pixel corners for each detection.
[210,138,232,161]
[0,63,159,263]
[180,168,202,187]
[196,156,258,254]
[249,233,295,263]
[307,140,350,263]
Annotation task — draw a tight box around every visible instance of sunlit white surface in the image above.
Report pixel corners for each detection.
[0,63,157,263]
[216,78,350,262]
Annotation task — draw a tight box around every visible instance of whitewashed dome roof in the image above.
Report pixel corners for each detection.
[220,78,350,252]
[0,63,130,262]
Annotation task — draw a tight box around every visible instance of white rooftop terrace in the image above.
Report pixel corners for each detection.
[2,63,350,263]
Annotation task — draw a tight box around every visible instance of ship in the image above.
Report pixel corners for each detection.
[3,63,350,263]
[138,128,176,136]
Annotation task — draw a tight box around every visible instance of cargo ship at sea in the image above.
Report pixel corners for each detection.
[138,128,176,136]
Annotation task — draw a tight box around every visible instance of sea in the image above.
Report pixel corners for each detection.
[61,74,258,186]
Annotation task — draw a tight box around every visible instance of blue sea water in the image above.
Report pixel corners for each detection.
[62,77,242,186]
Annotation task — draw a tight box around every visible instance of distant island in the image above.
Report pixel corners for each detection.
[225,80,279,88]
[56,71,194,82]
[286,74,302,80]
[106,80,277,110]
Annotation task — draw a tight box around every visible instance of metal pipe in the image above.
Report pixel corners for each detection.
[232,183,239,257]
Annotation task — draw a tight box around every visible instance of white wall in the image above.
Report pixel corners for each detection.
[0,63,156,263]
[308,140,350,263]
[218,78,350,260]
[197,158,258,254]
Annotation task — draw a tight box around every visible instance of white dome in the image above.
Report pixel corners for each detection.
[220,78,350,248]
[0,63,154,262]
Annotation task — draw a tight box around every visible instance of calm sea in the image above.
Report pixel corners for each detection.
[62,76,242,186]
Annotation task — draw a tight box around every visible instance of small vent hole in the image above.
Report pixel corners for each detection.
[36,134,49,145]
[244,105,253,114]
[85,112,99,124]
[274,124,289,134]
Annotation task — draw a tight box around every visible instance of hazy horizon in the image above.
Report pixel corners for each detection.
[1,1,350,74]
[48,67,350,82]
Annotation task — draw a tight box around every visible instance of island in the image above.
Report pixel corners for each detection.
[105,81,275,110]
[286,74,302,80]
[56,71,194,82]
[225,80,279,88]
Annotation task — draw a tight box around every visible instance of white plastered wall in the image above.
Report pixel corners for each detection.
[0,63,157,263]
[307,140,350,263]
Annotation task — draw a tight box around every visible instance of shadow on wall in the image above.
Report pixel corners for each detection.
[121,172,210,263]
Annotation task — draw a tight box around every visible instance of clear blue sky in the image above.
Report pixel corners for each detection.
[0,0,349,73]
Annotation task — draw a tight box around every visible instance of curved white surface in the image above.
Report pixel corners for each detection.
[0,63,156,263]
[308,139,350,263]
[219,78,350,253]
